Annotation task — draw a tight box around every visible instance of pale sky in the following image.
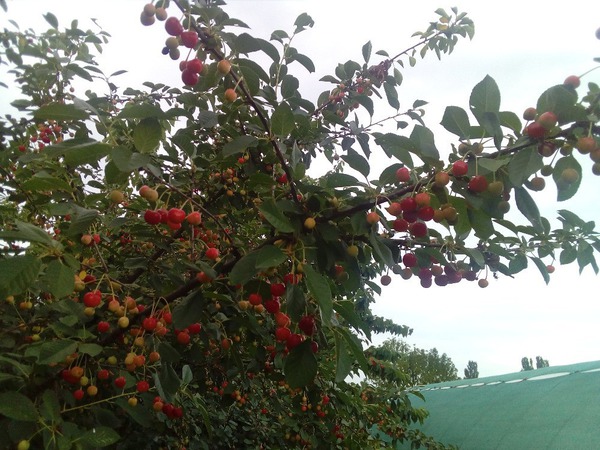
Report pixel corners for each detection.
[2,0,599,377]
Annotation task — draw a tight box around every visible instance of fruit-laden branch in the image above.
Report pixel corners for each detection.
[172,0,302,205]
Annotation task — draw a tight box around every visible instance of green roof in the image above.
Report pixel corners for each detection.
[407,360,600,449]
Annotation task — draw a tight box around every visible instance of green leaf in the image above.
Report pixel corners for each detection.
[284,341,317,388]
[271,103,295,136]
[286,284,306,322]
[133,117,162,153]
[325,173,364,188]
[64,206,99,237]
[383,81,400,110]
[182,365,193,384]
[530,256,550,284]
[302,264,332,325]
[111,147,151,172]
[553,155,582,201]
[229,251,260,286]
[334,333,354,383]
[258,198,295,233]
[172,290,206,329]
[410,125,439,162]
[0,255,41,296]
[63,141,111,166]
[79,426,120,448]
[40,390,61,423]
[38,339,78,365]
[22,173,72,192]
[158,342,181,364]
[362,41,372,63]
[290,53,315,73]
[222,135,258,157]
[34,103,89,121]
[293,12,314,32]
[480,112,503,149]
[507,146,543,186]
[499,111,522,134]
[514,186,543,233]
[118,103,165,119]
[158,363,181,401]
[441,106,471,139]
[78,343,103,357]
[536,84,577,122]
[43,12,59,28]
[255,245,288,269]
[337,328,369,372]
[0,220,53,245]
[342,148,370,178]
[43,260,74,299]
[469,75,500,121]
[281,74,299,99]
[468,208,494,239]
[369,231,395,268]
[374,133,414,166]
[0,392,38,422]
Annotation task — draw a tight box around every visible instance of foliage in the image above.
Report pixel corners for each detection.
[368,338,459,386]
[521,356,550,371]
[463,360,479,379]
[0,0,598,448]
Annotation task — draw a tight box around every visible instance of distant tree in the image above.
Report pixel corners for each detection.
[369,338,459,386]
[535,356,550,368]
[464,360,479,379]
[521,357,534,371]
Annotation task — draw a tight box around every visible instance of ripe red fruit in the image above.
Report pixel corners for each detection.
[537,111,558,130]
[298,315,316,335]
[395,167,411,183]
[177,331,191,345]
[181,69,199,86]
[286,333,304,350]
[386,202,402,216]
[402,253,417,267]
[165,17,183,36]
[143,209,160,225]
[417,206,435,221]
[409,221,428,238]
[264,299,281,314]
[400,197,417,212]
[525,122,546,139]
[452,160,468,177]
[274,312,291,328]
[366,211,380,224]
[248,293,262,306]
[142,317,158,332]
[392,218,409,232]
[136,380,150,393]
[180,30,199,48]
[97,369,110,380]
[270,283,286,297]
[187,323,201,334]
[380,274,392,286]
[186,211,202,225]
[468,175,488,193]
[83,290,102,308]
[283,273,299,285]
[414,192,431,207]
[73,389,84,401]
[97,321,110,333]
[186,58,203,74]
[205,247,220,260]
[114,376,127,389]
[275,326,292,342]
[167,208,186,224]
[563,75,581,89]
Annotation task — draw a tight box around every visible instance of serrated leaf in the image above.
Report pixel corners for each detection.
[158,363,181,401]
[229,251,260,286]
[43,12,58,28]
[362,41,372,63]
[222,135,258,157]
[284,341,317,388]
[290,53,315,73]
[0,255,41,296]
[258,198,294,233]
[514,186,543,233]
[342,148,370,178]
[0,392,38,421]
[469,75,500,122]
[40,390,61,423]
[325,173,364,188]
[118,103,165,119]
[22,173,72,192]
[303,264,332,325]
[441,106,471,139]
[271,103,295,136]
[43,260,74,299]
[78,343,103,357]
[410,125,439,162]
[111,147,151,172]
[172,290,206,329]
[34,103,89,121]
[133,117,162,153]
[369,231,395,268]
[38,340,78,365]
[553,155,581,201]
[530,256,550,284]
[64,206,99,237]
[536,84,577,122]
[0,220,53,245]
[383,81,400,110]
[508,146,543,186]
[79,426,120,447]
[286,284,306,322]
[157,342,181,364]
[255,245,288,269]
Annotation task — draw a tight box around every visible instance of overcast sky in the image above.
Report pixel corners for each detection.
[2,0,600,377]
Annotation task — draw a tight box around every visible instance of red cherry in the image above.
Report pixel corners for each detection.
[400,197,417,212]
[205,247,220,260]
[177,331,191,345]
[136,380,150,393]
[452,160,468,177]
[392,218,409,232]
[114,376,127,389]
[181,69,199,86]
[142,317,158,331]
[264,299,281,314]
[310,341,319,353]
[409,221,428,238]
[468,175,488,193]
[417,206,435,221]
[97,321,110,333]
[270,283,286,297]
[248,293,262,306]
[180,30,199,48]
[187,323,201,334]
[275,327,291,342]
[73,389,84,401]
[563,75,581,89]
[97,369,110,380]
[167,208,186,223]
[525,122,546,139]
[165,17,183,36]
[186,211,202,225]
[298,315,316,335]
[286,333,304,350]
[395,167,410,183]
[537,111,558,130]
[403,253,418,267]
[83,290,102,308]
[144,209,161,225]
